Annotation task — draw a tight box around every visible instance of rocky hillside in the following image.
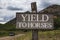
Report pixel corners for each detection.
[6,18,16,25]
[39,4,60,16]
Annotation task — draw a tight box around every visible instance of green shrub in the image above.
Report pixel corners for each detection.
[54,17,60,29]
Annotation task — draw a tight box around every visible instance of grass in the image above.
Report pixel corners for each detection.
[14,30,60,40]
[15,31,32,40]
[38,30,60,40]
[0,31,15,37]
[0,30,60,40]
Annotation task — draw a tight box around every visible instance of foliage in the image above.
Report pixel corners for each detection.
[54,17,60,29]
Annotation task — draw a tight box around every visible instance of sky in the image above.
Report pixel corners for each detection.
[0,0,60,24]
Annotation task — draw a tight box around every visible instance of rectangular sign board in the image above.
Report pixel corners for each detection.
[16,13,54,29]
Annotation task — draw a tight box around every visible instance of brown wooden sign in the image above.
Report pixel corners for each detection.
[16,2,54,40]
[16,13,54,29]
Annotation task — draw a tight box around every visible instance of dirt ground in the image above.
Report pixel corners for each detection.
[0,34,24,40]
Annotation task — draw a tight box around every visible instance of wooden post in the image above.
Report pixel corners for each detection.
[31,2,38,40]
[31,2,37,13]
[32,30,38,40]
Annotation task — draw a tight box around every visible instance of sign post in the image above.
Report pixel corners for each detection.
[31,2,38,40]
[16,2,54,40]
[32,30,38,40]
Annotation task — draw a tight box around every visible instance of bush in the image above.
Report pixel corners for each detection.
[54,17,60,29]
